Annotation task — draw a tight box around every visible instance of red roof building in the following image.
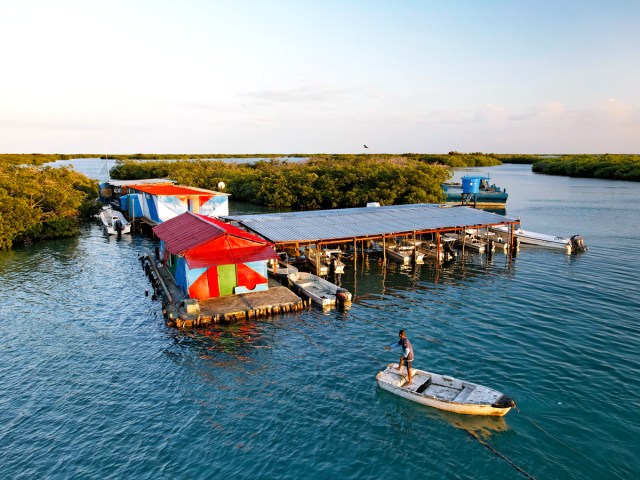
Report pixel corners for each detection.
[153,212,278,299]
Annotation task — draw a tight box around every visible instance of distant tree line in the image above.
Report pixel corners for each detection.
[531,154,640,181]
[0,163,99,250]
[0,154,98,166]
[110,156,452,209]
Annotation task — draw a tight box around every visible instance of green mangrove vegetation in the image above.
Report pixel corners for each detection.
[110,156,452,209]
[0,153,98,166]
[532,154,640,181]
[0,162,99,250]
[2,150,637,250]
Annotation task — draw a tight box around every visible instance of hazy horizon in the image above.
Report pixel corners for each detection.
[2,1,639,154]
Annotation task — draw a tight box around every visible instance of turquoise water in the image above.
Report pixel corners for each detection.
[1,164,638,479]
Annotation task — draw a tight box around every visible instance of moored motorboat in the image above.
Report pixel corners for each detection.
[288,271,352,309]
[383,240,425,265]
[416,240,457,262]
[376,364,515,416]
[99,206,131,235]
[443,233,490,253]
[465,228,511,253]
[490,225,587,254]
[305,247,345,275]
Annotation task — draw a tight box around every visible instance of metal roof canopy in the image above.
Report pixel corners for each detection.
[107,178,176,186]
[224,204,518,245]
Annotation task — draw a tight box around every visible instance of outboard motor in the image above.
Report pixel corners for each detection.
[335,288,352,309]
[114,219,123,239]
[443,241,457,261]
[491,394,516,409]
[570,235,588,253]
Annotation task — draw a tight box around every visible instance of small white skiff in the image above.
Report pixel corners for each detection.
[99,206,131,235]
[376,364,515,416]
[490,225,587,254]
[288,271,352,308]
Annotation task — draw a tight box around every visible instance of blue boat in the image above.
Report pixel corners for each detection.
[442,176,508,208]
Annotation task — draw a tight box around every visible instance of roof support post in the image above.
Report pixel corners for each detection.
[382,235,386,265]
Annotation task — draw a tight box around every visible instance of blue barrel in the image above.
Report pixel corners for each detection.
[462,176,481,194]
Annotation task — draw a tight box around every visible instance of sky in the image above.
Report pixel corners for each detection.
[1,0,639,154]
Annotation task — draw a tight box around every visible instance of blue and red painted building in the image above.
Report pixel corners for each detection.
[124,184,229,224]
[152,212,278,300]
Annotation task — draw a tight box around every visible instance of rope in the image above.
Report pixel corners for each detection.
[464,429,536,480]
[521,415,594,465]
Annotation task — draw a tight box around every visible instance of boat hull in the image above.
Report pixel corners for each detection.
[376,364,513,416]
[490,225,572,253]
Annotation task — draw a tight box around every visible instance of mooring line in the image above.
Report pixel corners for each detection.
[523,416,584,457]
[465,429,536,480]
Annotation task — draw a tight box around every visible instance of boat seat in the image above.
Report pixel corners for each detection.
[453,386,474,403]
[416,377,432,393]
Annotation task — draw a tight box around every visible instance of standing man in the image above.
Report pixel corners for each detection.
[385,330,414,385]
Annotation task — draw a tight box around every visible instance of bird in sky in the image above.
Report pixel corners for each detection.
[363,145,368,148]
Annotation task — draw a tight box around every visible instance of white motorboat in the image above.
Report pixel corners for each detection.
[98,206,131,235]
[490,225,587,254]
[383,240,425,265]
[305,247,345,275]
[443,233,490,253]
[465,229,511,253]
[288,271,352,308]
[417,239,458,262]
[376,364,515,416]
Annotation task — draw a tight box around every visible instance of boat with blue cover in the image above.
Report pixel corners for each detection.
[442,176,508,208]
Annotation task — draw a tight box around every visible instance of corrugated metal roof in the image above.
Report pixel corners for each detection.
[107,178,176,186]
[153,212,272,254]
[129,184,228,196]
[224,204,517,243]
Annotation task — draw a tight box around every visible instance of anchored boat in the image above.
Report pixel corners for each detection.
[288,271,352,309]
[376,364,515,416]
[98,206,131,235]
[490,225,587,254]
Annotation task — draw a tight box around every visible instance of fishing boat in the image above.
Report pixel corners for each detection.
[376,364,515,416]
[98,206,131,235]
[288,271,352,308]
[305,247,345,275]
[490,225,587,254]
[383,240,425,265]
[417,239,458,262]
[443,233,491,254]
[465,228,511,253]
[442,176,508,208]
